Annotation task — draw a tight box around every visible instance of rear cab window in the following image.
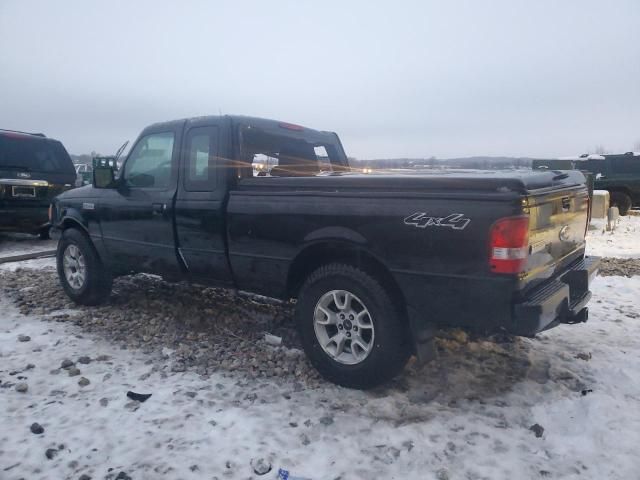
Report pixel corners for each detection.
[184,126,219,191]
[0,134,75,175]
[237,121,347,178]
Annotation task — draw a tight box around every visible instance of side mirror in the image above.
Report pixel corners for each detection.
[93,165,116,188]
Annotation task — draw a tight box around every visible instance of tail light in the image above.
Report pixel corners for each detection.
[489,216,530,274]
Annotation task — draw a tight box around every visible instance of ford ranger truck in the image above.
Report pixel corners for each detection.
[49,116,600,389]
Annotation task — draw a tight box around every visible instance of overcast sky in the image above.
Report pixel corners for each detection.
[1,0,639,159]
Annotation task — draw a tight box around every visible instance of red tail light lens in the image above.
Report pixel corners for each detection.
[489,216,530,274]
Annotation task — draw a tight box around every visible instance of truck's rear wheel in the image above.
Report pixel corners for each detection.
[610,191,632,216]
[57,228,112,305]
[296,263,410,389]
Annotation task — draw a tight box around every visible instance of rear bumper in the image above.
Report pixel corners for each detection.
[0,205,49,233]
[510,256,600,336]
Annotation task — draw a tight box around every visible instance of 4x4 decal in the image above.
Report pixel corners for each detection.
[404,212,471,230]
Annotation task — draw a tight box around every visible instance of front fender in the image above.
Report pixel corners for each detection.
[53,203,107,260]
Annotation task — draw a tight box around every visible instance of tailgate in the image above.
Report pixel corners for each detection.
[522,182,590,289]
[0,178,68,205]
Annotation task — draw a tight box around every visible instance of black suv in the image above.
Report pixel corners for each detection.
[0,129,76,238]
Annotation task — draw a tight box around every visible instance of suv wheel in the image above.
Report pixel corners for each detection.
[610,192,632,216]
[296,263,410,389]
[57,228,112,305]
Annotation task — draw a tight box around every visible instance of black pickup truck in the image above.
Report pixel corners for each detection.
[50,116,600,388]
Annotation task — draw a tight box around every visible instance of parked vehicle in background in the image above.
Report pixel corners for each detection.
[588,152,640,215]
[75,163,93,186]
[0,129,76,238]
[50,116,599,388]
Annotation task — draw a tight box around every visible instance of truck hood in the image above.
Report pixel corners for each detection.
[55,184,95,200]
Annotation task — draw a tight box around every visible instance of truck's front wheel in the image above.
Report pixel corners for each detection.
[296,263,410,389]
[57,228,112,305]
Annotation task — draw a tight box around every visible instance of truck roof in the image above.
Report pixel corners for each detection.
[142,115,335,137]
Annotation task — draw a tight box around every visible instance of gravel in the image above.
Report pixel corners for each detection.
[15,382,28,393]
[250,457,272,475]
[598,257,640,277]
[0,269,320,385]
[30,422,44,434]
[45,448,58,460]
[61,359,74,369]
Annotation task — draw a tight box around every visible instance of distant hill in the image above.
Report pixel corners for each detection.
[350,156,538,170]
[70,153,540,170]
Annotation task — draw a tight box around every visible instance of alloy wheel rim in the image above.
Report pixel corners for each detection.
[63,244,86,290]
[313,289,375,365]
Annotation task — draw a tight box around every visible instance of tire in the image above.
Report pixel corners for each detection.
[610,191,632,216]
[57,228,112,305]
[295,263,411,389]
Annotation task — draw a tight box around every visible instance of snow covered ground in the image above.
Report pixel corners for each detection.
[0,232,56,260]
[1,218,639,480]
[586,214,640,259]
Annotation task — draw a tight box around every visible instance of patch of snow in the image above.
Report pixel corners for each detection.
[0,233,56,258]
[587,215,640,258]
[0,256,56,272]
[1,274,640,479]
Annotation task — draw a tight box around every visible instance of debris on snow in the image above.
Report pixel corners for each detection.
[251,457,272,475]
[264,333,283,346]
[277,468,313,480]
[529,423,545,438]
[126,391,152,402]
[575,352,592,361]
[15,382,28,393]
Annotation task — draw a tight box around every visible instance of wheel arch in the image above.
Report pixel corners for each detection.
[61,216,89,234]
[286,241,408,320]
[606,186,633,198]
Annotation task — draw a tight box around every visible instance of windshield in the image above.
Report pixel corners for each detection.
[238,122,347,177]
[0,135,75,174]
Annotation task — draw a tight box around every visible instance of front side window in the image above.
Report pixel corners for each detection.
[612,158,640,174]
[123,132,174,188]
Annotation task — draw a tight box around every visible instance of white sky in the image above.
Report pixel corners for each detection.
[1,0,639,159]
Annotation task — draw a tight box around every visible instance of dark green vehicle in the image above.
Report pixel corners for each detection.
[533,152,640,215]
[588,152,640,215]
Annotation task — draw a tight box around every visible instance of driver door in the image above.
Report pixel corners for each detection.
[98,125,183,276]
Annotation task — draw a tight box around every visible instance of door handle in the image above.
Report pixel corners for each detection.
[152,203,167,216]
